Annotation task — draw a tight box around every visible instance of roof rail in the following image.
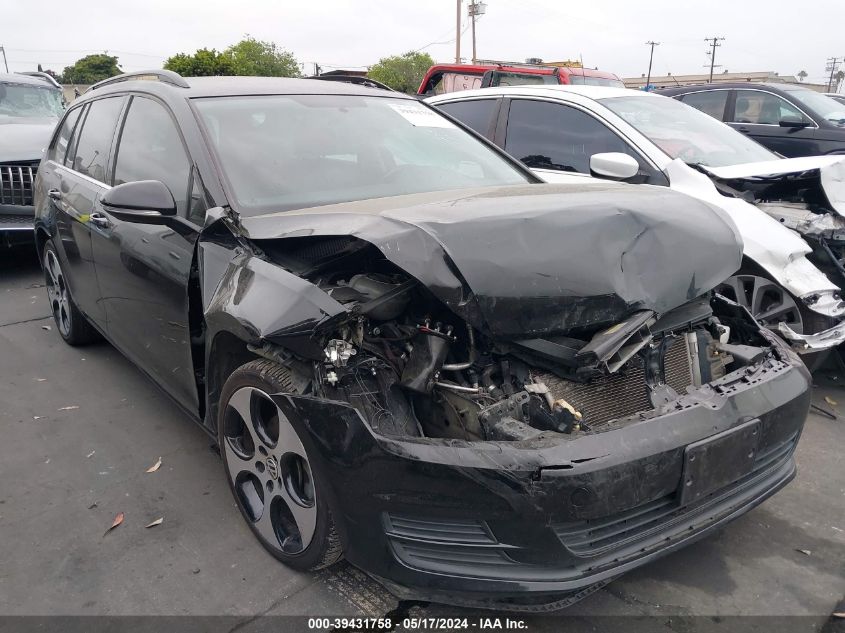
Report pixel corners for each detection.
[17,71,62,89]
[308,74,394,91]
[89,69,189,92]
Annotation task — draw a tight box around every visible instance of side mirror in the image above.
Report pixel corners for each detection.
[779,116,811,128]
[589,152,640,180]
[100,180,177,223]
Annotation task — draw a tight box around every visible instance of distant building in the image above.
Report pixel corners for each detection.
[624,71,828,93]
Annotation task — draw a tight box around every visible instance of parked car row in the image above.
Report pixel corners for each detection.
[7,68,840,609]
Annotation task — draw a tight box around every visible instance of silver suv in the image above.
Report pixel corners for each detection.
[0,72,64,246]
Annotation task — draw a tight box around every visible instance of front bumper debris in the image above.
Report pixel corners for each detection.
[273,341,811,608]
[777,320,845,351]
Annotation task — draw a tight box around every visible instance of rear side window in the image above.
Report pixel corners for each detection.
[504,99,640,174]
[49,106,82,163]
[113,96,191,216]
[436,99,497,137]
[68,97,124,182]
[679,91,729,121]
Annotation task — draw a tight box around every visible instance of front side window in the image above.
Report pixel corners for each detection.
[69,97,124,183]
[602,94,778,167]
[436,99,498,136]
[0,83,63,119]
[193,95,529,215]
[504,99,640,174]
[114,97,191,215]
[678,90,729,121]
[731,90,809,125]
[49,106,82,163]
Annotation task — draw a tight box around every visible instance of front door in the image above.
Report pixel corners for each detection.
[90,95,202,412]
[727,89,819,157]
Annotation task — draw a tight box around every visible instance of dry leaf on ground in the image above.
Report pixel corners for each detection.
[145,517,164,528]
[104,512,124,536]
[145,457,162,473]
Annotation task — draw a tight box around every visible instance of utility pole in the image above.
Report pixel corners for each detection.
[645,41,659,89]
[314,62,321,76]
[455,0,462,64]
[468,1,486,64]
[0,46,8,73]
[704,36,725,83]
[826,57,842,92]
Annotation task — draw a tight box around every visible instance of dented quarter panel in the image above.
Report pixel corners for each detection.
[240,183,743,338]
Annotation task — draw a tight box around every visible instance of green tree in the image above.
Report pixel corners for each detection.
[61,54,121,84]
[797,70,808,82]
[368,51,435,93]
[225,36,300,77]
[163,36,301,78]
[164,48,233,76]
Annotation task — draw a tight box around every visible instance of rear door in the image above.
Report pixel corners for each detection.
[433,98,500,138]
[90,94,203,412]
[727,89,819,157]
[47,96,126,329]
[676,89,731,122]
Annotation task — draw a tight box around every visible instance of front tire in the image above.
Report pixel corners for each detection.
[716,268,831,370]
[218,359,343,571]
[43,240,100,346]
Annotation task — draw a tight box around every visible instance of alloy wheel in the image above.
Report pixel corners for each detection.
[222,386,317,555]
[716,274,805,334]
[44,249,72,337]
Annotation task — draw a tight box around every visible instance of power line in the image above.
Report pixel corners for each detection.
[704,36,725,83]
[645,41,659,88]
[826,57,842,92]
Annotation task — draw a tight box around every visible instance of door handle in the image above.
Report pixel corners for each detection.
[737,126,750,133]
[48,189,62,201]
[89,211,111,228]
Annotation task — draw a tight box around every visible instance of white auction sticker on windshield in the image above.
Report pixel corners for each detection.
[389,102,456,128]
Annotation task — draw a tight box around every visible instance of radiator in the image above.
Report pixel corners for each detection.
[534,336,694,427]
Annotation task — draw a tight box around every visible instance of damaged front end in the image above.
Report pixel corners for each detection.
[199,185,811,606]
[264,265,808,606]
[702,158,845,351]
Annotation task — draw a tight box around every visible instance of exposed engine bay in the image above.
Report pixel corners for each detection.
[261,236,774,443]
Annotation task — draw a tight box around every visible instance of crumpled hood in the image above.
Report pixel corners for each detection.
[0,118,57,163]
[701,156,845,216]
[240,183,743,338]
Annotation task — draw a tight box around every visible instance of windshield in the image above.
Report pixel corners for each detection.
[568,75,625,88]
[601,95,778,167]
[0,83,64,119]
[194,95,530,215]
[786,89,845,125]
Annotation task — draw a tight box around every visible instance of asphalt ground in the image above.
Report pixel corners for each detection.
[1,243,843,632]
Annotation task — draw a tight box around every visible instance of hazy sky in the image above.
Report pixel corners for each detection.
[2,0,843,86]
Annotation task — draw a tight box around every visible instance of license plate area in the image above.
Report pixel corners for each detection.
[679,419,761,506]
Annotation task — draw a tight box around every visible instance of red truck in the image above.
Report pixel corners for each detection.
[417,60,623,96]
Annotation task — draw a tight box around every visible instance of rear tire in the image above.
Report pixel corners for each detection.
[43,240,100,346]
[218,359,343,571]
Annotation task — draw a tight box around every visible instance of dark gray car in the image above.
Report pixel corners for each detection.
[0,72,64,245]
[660,83,845,158]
